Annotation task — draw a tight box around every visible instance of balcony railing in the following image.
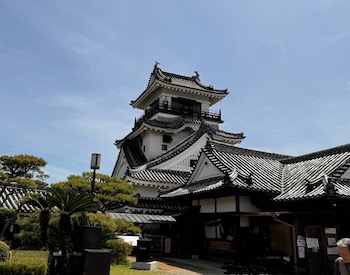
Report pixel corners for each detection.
[134,102,222,126]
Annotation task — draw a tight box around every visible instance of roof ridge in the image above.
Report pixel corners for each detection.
[207,140,291,160]
[281,143,350,164]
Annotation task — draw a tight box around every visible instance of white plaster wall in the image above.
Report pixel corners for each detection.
[171,129,193,146]
[201,102,210,113]
[154,135,209,172]
[341,167,350,179]
[142,131,163,160]
[112,150,128,178]
[196,195,260,214]
[199,198,215,213]
[140,128,196,162]
[240,196,261,213]
[196,161,222,181]
[217,196,236,213]
[116,157,128,179]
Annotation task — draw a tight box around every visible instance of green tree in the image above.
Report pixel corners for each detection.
[24,194,51,249]
[52,172,137,210]
[47,188,101,251]
[0,154,49,190]
[0,154,49,240]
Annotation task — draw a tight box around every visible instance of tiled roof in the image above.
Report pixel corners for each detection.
[127,169,190,186]
[161,142,350,202]
[134,117,202,131]
[274,144,350,201]
[215,129,246,140]
[161,142,288,198]
[203,142,288,193]
[131,64,228,109]
[161,177,224,198]
[148,64,228,95]
[0,186,46,213]
[107,212,177,224]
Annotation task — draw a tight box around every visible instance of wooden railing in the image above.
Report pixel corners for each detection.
[135,102,221,126]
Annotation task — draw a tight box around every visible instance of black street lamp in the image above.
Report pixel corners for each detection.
[90,153,101,196]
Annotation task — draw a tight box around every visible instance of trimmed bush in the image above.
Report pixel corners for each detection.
[0,241,10,262]
[0,250,48,275]
[0,259,47,275]
[105,239,132,265]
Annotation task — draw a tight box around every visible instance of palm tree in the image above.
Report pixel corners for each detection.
[25,193,51,249]
[48,188,101,251]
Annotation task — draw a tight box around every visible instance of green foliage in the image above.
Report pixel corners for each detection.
[0,208,16,226]
[105,239,132,265]
[0,154,48,188]
[48,187,101,250]
[0,240,10,262]
[52,172,137,210]
[86,213,117,235]
[0,250,48,275]
[15,213,41,250]
[115,218,141,234]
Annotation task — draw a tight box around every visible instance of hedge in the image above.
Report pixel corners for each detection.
[0,250,48,275]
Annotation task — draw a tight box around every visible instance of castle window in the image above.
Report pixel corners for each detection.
[143,146,145,152]
[162,144,167,151]
[163,135,172,143]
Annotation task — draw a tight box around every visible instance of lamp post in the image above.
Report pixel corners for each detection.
[90,153,101,196]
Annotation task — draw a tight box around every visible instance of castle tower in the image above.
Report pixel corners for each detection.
[112,64,244,203]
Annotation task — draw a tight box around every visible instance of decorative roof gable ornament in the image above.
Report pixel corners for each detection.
[323,174,337,196]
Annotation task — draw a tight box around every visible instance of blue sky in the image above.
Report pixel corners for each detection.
[1,0,350,184]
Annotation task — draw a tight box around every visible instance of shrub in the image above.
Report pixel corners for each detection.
[0,208,16,226]
[114,218,141,234]
[0,240,10,262]
[0,250,49,275]
[0,259,48,275]
[105,239,132,265]
[14,213,41,250]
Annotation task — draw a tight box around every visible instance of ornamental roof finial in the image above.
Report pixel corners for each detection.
[194,71,200,78]
[155,61,160,68]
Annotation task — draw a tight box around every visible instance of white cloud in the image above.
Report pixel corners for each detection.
[260,39,287,56]
[325,32,348,43]
[346,81,350,91]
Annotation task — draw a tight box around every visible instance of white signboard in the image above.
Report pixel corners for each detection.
[297,236,306,247]
[306,237,320,252]
[298,247,305,258]
[327,237,336,246]
[327,246,339,255]
[325,228,337,235]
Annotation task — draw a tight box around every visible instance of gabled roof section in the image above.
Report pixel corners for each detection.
[161,176,224,198]
[146,123,244,169]
[274,143,350,201]
[161,141,290,198]
[123,140,147,168]
[126,169,190,186]
[202,141,289,193]
[146,123,212,168]
[131,63,228,109]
